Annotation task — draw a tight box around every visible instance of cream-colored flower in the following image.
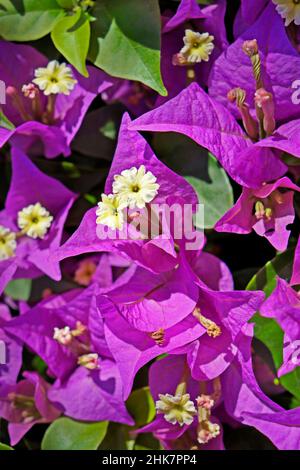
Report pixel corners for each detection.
[273,0,300,26]
[0,225,16,260]
[156,393,197,426]
[96,194,125,230]
[77,353,99,370]
[17,203,53,239]
[53,326,72,346]
[112,165,159,209]
[33,60,77,95]
[180,30,214,63]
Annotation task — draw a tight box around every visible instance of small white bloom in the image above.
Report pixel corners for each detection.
[112,165,159,209]
[273,0,300,26]
[17,202,53,239]
[96,194,126,230]
[33,60,77,96]
[180,30,214,63]
[53,326,73,346]
[156,393,197,426]
[0,225,17,260]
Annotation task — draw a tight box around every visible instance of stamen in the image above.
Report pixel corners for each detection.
[77,353,100,370]
[74,260,97,286]
[8,392,41,422]
[242,39,263,90]
[227,88,258,140]
[150,328,165,346]
[193,308,221,338]
[22,83,43,121]
[254,88,276,136]
[196,394,220,444]
[6,86,32,121]
[53,326,73,346]
[254,201,273,221]
[22,83,39,100]
[53,322,87,346]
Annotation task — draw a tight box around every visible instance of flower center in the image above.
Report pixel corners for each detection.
[131,184,140,193]
[156,392,197,426]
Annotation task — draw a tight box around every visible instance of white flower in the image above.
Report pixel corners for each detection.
[96,194,126,230]
[156,393,197,426]
[53,326,72,346]
[273,0,300,26]
[112,165,159,209]
[17,202,53,239]
[180,30,214,63]
[0,225,16,260]
[33,60,77,96]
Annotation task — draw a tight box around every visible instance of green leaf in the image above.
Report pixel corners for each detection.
[126,387,155,427]
[0,110,15,130]
[247,249,300,400]
[56,0,76,7]
[185,153,234,229]
[0,443,14,450]
[100,120,117,140]
[41,418,108,450]
[246,249,294,297]
[4,278,32,301]
[89,0,166,95]
[250,313,284,370]
[51,9,90,76]
[61,161,81,178]
[281,368,300,401]
[0,0,64,41]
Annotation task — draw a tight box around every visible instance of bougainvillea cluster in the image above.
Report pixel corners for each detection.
[1,0,300,451]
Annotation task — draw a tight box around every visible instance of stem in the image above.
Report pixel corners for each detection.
[45,94,57,124]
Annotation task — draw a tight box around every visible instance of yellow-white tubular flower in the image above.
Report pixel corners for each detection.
[33,60,77,96]
[156,393,197,426]
[17,203,53,239]
[273,0,300,26]
[112,165,159,209]
[0,225,17,260]
[96,194,126,230]
[180,30,215,63]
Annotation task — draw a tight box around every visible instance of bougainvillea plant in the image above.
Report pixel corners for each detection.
[0,0,300,452]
